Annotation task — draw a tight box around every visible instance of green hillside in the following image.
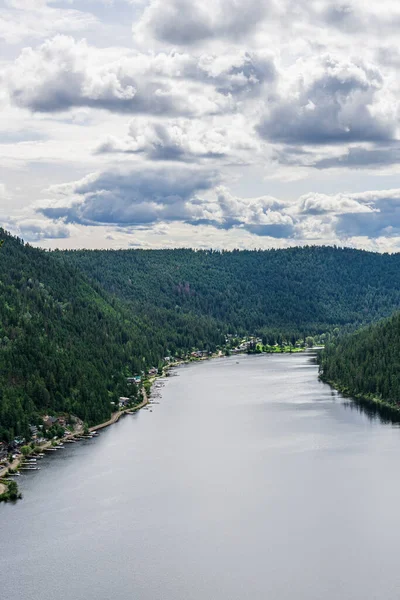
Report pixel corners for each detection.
[3,234,400,442]
[319,313,400,409]
[0,230,197,442]
[59,246,400,338]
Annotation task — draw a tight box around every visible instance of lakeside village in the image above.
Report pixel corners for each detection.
[0,332,325,501]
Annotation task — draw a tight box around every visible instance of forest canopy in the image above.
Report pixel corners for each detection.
[319,313,400,406]
[2,229,400,441]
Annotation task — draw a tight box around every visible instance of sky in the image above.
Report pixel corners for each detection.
[2,0,400,251]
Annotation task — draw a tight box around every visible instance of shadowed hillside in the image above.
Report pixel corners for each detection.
[319,312,400,408]
[59,246,400,336]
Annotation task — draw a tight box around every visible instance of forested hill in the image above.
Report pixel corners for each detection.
[0,230,225,442]
[3,233,400,443]
[58,246,400,336]
[0,229,139,441]
[319,313,400,409]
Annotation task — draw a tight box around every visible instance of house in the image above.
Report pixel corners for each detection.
[239,342,250,350]
[127,376,142,385]
[43,415,58,429]
[119,397,130,408]
[148,367,158,376]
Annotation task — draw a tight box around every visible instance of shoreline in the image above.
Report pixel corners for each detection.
[164,345,307,372]
[320,376,400,422]
[0,438,55,480]
[89,388,149,433]
[0,351,310,500]
[0,388,150,491]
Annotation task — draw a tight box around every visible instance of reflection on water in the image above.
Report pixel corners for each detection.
[312,348,400,426]
[342,396,400,425]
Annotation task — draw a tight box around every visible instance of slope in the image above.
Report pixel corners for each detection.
[319,312,400,407]
[0,230,170,442]
[58,246,400,338]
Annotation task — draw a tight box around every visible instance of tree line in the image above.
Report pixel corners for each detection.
[2,231,400,441]
[319,312,400,406]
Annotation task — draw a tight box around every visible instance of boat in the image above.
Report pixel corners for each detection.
[20,466,40,470]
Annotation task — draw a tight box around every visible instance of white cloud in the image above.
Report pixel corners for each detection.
[258,55,395,146]
[298,192,376,215]
[2,0,400,251]
[296,188,400,239]
[0,0,98,44]
[33,165,400,245]
[2,36,277,175]
[213,186,294,237]
[0,179,72,241]
[5,36,272,117]
[95,116,260,163]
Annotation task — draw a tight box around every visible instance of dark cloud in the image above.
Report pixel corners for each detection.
[9,50,186,116]
[12,83,183,116]
[314,144,400,169]
[36,169,297,238]
[273,143,400,170]
[291,1,400,39]
[257,57,393,146]
[319,3,362,32]
[17,219,71,241]
[37,164,400,242]
[135,0,271,46]
[39,167,219,226]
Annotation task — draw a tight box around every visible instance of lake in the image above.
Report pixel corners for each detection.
[2,352,400,600]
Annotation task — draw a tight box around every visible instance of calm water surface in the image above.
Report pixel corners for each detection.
[2,352,400,600]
